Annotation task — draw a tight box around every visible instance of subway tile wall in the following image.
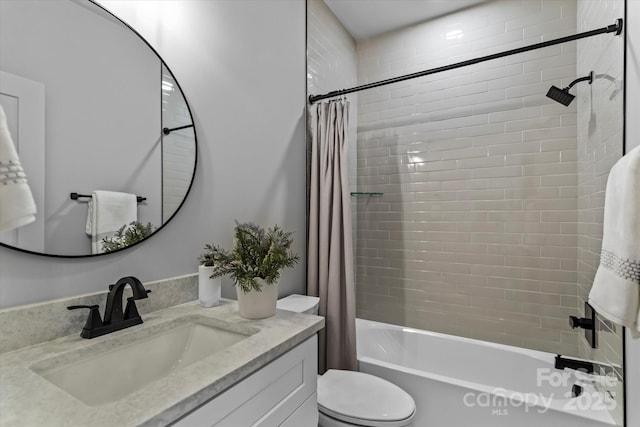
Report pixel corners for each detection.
[353,0,583,356]
[162,66,196,222]
[308,0,625,372]
[576,0,625,424]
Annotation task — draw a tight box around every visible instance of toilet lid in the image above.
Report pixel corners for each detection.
[276,294,319,313]
[318,370,416,427]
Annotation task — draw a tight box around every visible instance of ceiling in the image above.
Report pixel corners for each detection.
[323,0,488,40]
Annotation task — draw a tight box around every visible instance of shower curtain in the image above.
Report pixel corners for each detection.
[308,99,357,373]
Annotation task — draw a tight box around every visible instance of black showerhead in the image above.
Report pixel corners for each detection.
[546,71,594,106]
[546,86,575,106]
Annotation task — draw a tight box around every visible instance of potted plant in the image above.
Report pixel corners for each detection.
[208,221,299,319]
[102,221,154,253]
[197,244,225,307]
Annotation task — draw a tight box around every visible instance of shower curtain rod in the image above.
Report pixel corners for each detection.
[308,18,623,104]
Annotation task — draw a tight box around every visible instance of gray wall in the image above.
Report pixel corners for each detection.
[0,0,307,308]
[625,0,640,425]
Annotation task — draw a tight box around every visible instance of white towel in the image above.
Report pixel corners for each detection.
[589,145,640,338]
[0,104,36,232]
[85,190,137,254]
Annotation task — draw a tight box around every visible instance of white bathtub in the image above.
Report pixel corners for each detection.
[356,318,617,427]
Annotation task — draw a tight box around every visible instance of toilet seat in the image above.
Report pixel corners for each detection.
[318,370,416,427]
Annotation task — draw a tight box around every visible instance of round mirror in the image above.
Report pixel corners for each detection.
[0,0,197,257]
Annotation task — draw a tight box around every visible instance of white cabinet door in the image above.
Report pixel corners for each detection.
[173,335,318,427]
[280,393,318,427]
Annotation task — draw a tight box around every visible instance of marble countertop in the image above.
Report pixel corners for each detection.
[0,299,324,427]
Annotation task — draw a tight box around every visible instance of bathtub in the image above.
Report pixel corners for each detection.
[356,318,617,427]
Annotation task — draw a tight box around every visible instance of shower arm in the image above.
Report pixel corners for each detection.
[564,71,594,91]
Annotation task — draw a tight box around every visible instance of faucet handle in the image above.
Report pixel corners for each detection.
[67,305,96,310]
[569,315,593,330]
[67,305,104,337]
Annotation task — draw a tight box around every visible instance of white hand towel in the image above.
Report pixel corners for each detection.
[85,190,137,254]
[588,145,640,338]
[0,104,37,231]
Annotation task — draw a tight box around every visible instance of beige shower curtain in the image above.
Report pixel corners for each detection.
[308,99,357,373]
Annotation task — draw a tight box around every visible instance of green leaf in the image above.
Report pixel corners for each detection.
[199,221,300,293]
[101,221,154,253]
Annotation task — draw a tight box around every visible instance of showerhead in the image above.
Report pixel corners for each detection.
[546,86,575,106]
[546,71,594,106]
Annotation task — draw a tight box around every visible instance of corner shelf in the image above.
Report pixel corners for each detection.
[350,192,383,196]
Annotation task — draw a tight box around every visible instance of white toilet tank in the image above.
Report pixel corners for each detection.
[276,294,320,314]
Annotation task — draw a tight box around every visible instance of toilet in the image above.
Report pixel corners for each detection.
[277,295,416,427]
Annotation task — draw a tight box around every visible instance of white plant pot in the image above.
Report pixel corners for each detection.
[198,265,221,307]
[236,279,278,319]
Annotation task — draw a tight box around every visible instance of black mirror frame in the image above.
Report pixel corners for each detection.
[0,0,198,258]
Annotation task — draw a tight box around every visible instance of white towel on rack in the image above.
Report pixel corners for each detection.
[588,145,640,338]
[0,104,36,232]
[85,190,137,254]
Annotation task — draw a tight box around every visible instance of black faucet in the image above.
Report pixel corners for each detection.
[554,354,594,373]
[68,276,150,339]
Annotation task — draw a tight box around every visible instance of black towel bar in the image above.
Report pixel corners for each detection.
[70,192,147,203]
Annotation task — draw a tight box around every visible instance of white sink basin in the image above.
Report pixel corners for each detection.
[31,316,255,406]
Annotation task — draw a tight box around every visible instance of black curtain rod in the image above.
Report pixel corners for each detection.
[70,192,147,203]
[308,18,623,104]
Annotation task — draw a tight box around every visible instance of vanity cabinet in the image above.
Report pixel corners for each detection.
[173,335,318,427]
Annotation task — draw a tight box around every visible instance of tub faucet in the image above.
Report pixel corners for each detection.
[67,276,150,339]
[554,354,594,373]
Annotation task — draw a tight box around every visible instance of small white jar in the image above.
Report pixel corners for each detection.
[198,265,221,307]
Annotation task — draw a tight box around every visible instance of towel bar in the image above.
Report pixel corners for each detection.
[70,192,147,203]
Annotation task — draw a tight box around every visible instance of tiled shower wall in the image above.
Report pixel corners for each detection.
[354,0,583,356]
[307,0,357,99]
[162,65,196,222]
[576,0,624,423]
